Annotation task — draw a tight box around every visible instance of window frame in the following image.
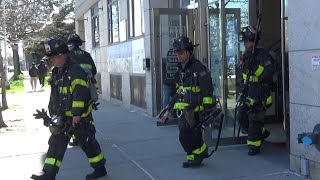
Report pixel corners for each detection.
[91,4,100,48]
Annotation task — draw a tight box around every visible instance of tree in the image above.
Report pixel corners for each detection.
[0,48,7,128]
[24,0,75,62]
[0,0,54,79]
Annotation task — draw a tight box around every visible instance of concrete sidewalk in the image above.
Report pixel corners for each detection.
[0,75,306,180]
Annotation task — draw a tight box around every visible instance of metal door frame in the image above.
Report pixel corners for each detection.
[151,8,194,116]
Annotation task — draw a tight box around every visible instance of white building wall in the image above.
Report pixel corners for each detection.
[288,0,320,178]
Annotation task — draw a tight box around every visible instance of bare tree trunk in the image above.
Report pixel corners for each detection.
[0,102,7,128]
[0,52,8,109]
[11,43,21,79]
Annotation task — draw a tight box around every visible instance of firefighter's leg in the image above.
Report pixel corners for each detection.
[31,133,70,180]
[247,106,266,156]
[237,105,249,134]
[179,114,207,168]
[74,119,106,180]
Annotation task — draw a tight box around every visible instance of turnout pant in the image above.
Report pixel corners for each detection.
[43,118,105,175]
[178,113,207,161]
[237,104,267,150]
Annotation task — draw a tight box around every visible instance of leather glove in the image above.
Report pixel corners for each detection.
[33,109,51,127]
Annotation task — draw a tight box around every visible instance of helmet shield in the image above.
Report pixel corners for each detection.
[44,38,69,57]
[172,36,194,53]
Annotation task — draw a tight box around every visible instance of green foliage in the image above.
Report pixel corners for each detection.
[24,0,75,62]
[7,74,24,93]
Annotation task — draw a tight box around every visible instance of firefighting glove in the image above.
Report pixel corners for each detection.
[33,109,51,127]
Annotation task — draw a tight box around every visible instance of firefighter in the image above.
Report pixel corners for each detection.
[172,36,214,168]
[66,32,98,146]
[31,38,107,180]
[66,32,97,76]
[237,26,274,156]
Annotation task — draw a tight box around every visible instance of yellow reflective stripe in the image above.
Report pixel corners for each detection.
[178,86,201,92]
[80,64,93,70]
[71,134,76,139]
[173,102,189,109]
[45,158,62,167]
[186,154,194,160]
[262,128,266,134]
[59,87,68,94]
[203,97,213,104]
[65,105,93,117]
[254,65,264,77]
[194,106,204,112]
[72,101,85,108]
[247,97,255,105]
[192,143,207,154]
[266,95,272,105]
[88,153,104,163]
[247,140,261,147]
[90,121,94,125]
[70,79,88,92]
[242,73,247,80]
[242,73,258,82]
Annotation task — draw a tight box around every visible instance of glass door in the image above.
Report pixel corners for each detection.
[208,8,241,138]
[152,8,194,125]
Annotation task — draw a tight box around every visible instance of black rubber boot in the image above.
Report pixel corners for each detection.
[31,172,56,180]
[86,167,107,180]
[248,148,261,156]
[182,159,202,168]
[69,140,79,146]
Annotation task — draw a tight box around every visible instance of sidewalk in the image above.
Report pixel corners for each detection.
[0,74,306,180]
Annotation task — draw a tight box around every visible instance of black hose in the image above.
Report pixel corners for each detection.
[207,113,224,158]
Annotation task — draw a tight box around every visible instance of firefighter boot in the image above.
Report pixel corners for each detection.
[182,159,202,168]
[30,172,56,180]
[248,148,261,156]
[182,146,208,168]
[86,167,107,180]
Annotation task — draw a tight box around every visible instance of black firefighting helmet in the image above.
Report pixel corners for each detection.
[173,36,194,53]
[239,26,260,42]
[44,38,69,57]
[67,32,85,46]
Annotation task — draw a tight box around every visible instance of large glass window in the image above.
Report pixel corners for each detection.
[128,0,144,37]
[108,0,120,43]
[91,4,99,48]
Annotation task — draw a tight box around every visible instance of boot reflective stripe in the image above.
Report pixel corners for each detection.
[192,143,207,154]
[90,121,94,125]
[254,65,264,77]
[89,153,104,163]
[45,158,62,167]
[247,140,261,147]
[72,101,85,108]
[262,128,266,134]
[186,154,194,160]
[72,134,76,139]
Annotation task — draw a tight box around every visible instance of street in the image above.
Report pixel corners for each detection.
[0,75,305,180]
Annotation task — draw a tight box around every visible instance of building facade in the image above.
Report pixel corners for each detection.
[74,0,320,178]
